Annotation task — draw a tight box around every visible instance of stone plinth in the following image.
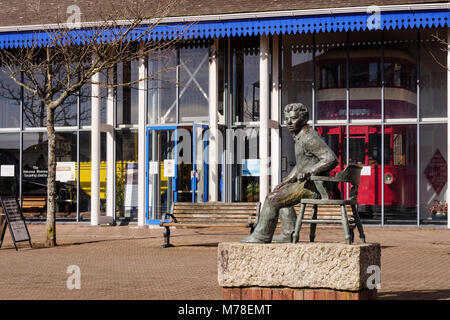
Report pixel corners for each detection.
[218,242,380,300]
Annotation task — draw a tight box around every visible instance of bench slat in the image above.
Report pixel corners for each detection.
[173,218,251,223]
[163,223,249,228]
[173,210,256,215]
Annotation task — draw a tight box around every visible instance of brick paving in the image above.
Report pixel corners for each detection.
[0,224,449,300]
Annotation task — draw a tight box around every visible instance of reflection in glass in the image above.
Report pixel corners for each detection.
[148,50,177,124]
[0,133,20,197]
[117,61,139,125]
[315,32,347,120]
[116,130,138,220]
[383,125,417,224]
[383,29,418,119]
[317,126,383,223]
[179,45,210,122]
[281,34,313,121]
[420,124,447,224]
[22,132,77,219]
[0,69,20,128]
[231,37,260,123]
[80,70,107,126]
[419,28,447,119]
[349,31,382,120]
[79,131,106,219]
[232,128,259,202]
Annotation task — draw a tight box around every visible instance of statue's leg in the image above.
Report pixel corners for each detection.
[240,181,310,243]
[239,194,281,243]
[272,207,296,243]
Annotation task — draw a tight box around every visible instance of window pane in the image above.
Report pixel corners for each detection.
[317,125,382,224]
[0,133,20,197]
[349,30,382,120]
[383,29,418,120]
[383,125,417,224]
[281,33,313,121]
[79,131,107,219]
[80,70,107,126]
[117,61,139,125]
[420,28,447,119]
[22,132,77,219]
[148,50,177,124]
[179,43,210,122]
[232,127,259,202]
[420,124,447,225]
[0,69,20,128]
[115,130,138,220]
[23,72,46,128]
[315,32,347,121]
[231,36,260,123]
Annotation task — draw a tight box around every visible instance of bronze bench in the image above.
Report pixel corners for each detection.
[292,164,366,244]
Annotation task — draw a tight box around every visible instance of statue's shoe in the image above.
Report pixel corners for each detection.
[271,234,292,243]
[239,235,270,243]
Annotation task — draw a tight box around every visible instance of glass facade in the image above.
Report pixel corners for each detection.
[0,68,20,128]
[115,130,138,219]
[280,28,447,225]
[0,28,447,226]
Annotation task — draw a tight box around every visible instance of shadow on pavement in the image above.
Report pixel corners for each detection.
[379,289,450,300]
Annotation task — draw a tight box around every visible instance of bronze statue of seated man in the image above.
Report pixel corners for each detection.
[240,103,338,243]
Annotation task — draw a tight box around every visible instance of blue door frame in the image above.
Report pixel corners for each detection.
[145,124,209,224]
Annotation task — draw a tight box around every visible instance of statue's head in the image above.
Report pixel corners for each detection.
[284,103,309,133]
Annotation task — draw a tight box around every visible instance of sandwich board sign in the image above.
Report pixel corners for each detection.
[0,196,32,251]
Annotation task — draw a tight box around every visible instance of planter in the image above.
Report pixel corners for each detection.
[432,211,447,220]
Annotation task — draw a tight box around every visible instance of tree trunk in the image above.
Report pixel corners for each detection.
[46,105,57,247]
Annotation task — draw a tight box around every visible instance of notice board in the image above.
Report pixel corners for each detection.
[0,196,32,251]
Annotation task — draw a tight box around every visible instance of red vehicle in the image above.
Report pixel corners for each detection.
[315,48,417,216]
[318,126,416,213]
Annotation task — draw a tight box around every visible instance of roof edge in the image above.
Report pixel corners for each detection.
[0,2,449,34]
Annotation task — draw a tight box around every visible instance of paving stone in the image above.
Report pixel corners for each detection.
[0,224,448,300]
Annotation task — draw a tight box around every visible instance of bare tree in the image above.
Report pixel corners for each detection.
[0,0,187,246]
[430,31,449,71]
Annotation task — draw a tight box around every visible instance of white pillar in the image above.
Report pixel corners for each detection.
[91,69,101,226]
[259,35,270,201]
[271,34,281,191]
[138,55,147,226]
[106,68,115,218]
[447,26,450,229]
[208,38,219,202]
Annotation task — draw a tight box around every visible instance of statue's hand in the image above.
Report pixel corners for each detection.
[296,172,311,182]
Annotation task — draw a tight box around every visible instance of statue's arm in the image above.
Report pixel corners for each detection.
[274,167,297,190]
[298,134,338,180]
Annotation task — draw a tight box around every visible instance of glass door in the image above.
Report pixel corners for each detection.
[147,127,177,222]
[146,125,209,223]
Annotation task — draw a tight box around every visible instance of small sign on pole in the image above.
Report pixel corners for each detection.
[0,196,32,251]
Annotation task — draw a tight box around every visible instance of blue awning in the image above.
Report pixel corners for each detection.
[0,9,448,48]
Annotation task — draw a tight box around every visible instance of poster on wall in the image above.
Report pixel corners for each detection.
[124,163,138,218]
[0,165,15,177]
[163,159,175,178]
[56,162,76,182]
[149,161,159,175]
[424,149,447,195]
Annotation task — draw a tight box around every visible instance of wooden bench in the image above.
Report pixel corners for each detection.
[160,202,261,248]
[19,196,47,215]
